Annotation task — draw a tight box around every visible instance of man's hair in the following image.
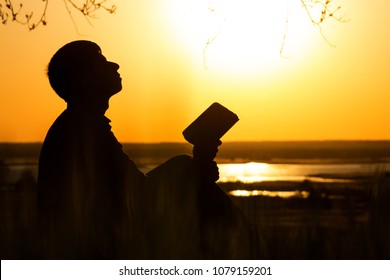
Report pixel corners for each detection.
[47,40,101,101]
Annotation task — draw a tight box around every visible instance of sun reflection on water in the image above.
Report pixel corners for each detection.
[218,162,274,183]
[229,189,310,199]
[217,162,358,183]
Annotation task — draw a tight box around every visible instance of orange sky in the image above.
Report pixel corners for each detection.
[1,0,390,143]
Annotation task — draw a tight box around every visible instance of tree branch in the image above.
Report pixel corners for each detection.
[0,0,115,30]
[300,0,348,46]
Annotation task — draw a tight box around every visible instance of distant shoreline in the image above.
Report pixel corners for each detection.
[2,141,390,165]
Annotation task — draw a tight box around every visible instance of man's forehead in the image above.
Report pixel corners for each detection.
[87,51,108,63]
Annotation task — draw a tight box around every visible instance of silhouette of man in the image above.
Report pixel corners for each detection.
[37,41,145,259]
[37,40,256,260]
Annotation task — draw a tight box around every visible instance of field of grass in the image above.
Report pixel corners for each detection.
[1,173,390,259]
[222,178,389,259]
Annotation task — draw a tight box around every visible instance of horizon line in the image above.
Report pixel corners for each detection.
[2,139,390,145]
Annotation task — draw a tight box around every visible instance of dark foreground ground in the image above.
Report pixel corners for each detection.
[223,176,390,259]
[1,174,390,259]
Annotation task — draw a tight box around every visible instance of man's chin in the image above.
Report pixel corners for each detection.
[111,85,122,95]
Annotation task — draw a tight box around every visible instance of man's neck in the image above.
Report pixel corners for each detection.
[67,97,109,116]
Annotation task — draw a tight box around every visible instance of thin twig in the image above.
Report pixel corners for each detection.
[1,0,115,30]
[280,0,291,57]
[300,0,348,47]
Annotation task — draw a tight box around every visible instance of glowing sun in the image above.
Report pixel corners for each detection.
[167,0,319,76]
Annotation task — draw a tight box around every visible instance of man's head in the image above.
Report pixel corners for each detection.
[47,40,122,102]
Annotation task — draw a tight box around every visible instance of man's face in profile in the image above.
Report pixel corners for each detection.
[86,52,122,98]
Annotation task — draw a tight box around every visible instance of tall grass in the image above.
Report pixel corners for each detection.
[222,175,388,259]
[1,167,389,259]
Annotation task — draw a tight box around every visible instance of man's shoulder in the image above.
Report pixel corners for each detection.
[48,109,72,128]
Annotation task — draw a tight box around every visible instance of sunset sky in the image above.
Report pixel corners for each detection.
[1,0,389,143]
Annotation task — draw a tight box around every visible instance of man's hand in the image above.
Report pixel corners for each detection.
[192,140,222,182]
[192,140,222,161]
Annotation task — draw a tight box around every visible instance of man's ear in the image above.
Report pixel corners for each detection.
[75,72,97,93]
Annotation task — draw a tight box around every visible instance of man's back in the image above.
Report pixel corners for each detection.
[37,109,144,259]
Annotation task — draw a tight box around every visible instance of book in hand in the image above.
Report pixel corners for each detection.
[183,102,239,145]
